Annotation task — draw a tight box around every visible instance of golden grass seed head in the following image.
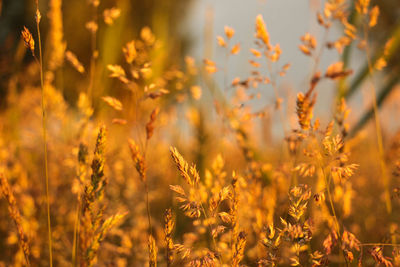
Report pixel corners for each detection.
[128,139,147,182]
[148,234,158,267]
[21,26,35,55]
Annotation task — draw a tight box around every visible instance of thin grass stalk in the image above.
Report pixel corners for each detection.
[199,202,223,264]
[35,2,53,266]
[362,22,392,214]
[87,1,99,104]
[72,200,81,266]
[142,158,154,265]
[311,28,330,76]
[289,153,299,188]
[318,158,349,266]
[141,139,153,238]
[267,60,288,136]
[73,143,88,266]
[338,1,356,99]
[142,155,154,266]
[223,36,230,92]
[129,138,155,264]
[144,180,153,235]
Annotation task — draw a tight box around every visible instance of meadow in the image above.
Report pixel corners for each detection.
[0,0,400,266]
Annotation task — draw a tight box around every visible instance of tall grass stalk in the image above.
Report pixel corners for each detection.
[363,22,392,214]
[35,2,53,266]
[87,2,98,104]
[318,157,348,266]
[143,140,152,233]
[72,200,80,266]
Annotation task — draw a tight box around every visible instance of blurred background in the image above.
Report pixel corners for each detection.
[1,0,400,139]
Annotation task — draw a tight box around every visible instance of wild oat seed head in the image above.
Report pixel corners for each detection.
[21,26,35,54]
[224,26,235,39]
[128,139,147,182]
[170,147,194,186]
[232,231,246,267]
[356,0,370,15]
[230,43,241,55]
[141,27,156,45]
[122,41,137,64]
[148,234,158,267]
[146,108,160,140]
[102,96,123,111]
[296,92,316,130]
[325,62,353,80]
[255,14,270,48]
[103,7,121,25]
[107,64,129,84]
[65,51,85,73]
[35,9,41,24]
[369,6,379,28]
[217,36,227,47]
[164,209,174,266]
[90,125,107,196]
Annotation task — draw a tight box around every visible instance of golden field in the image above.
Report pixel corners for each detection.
[0,0,400,266]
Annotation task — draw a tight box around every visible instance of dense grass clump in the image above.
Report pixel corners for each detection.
[1,0,400,266]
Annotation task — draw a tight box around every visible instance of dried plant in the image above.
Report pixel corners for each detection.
[0,174,30,266]
[164,209,174,266]
[79,126,126,267]
[2,0,400,266]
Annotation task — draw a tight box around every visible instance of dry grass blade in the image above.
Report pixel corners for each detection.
[0,174,31,266]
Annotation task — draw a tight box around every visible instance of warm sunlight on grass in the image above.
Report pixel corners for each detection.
[0,0,400,266]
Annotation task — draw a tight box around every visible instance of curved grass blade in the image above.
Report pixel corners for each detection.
[344,24,400,100]
[349,75,400,137]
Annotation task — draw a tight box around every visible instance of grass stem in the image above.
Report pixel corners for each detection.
[35,4,53,266]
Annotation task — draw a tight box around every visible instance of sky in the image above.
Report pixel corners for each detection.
[182,0,354,136]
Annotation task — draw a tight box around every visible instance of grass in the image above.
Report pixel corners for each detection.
[0,0,400,266]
